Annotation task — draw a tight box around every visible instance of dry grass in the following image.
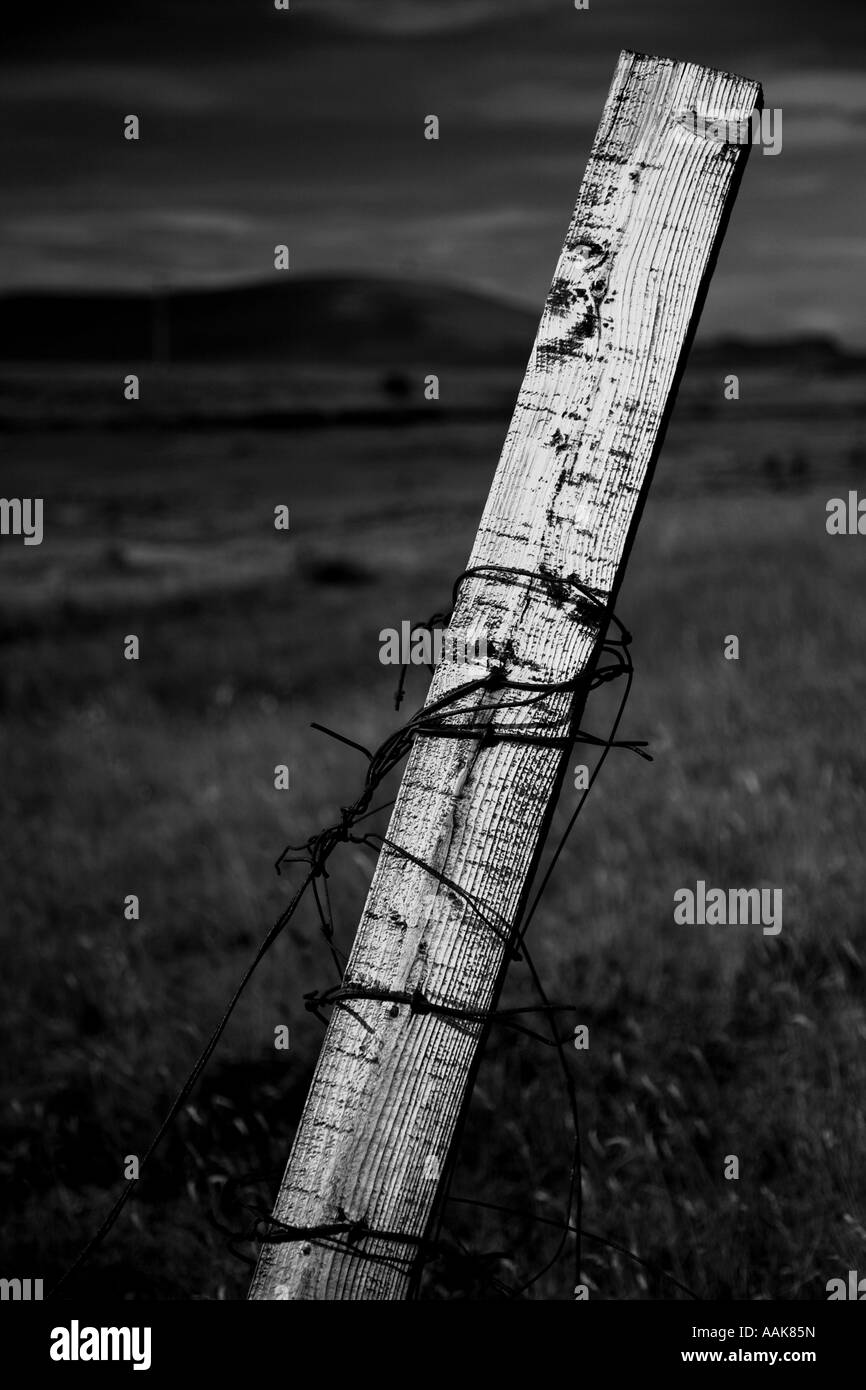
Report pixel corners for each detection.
[2,420,865,1299]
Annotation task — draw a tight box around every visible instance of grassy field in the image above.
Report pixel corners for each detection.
[2,415,865,1300]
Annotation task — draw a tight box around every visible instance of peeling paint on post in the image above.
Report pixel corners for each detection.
[250,49,761,1301]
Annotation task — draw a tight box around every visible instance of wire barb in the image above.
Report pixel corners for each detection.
[50,564,653,1303]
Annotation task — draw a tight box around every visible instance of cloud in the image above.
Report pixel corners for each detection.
[0,208,264,289]
[760,67,866,147]
[313,0,559,36]
[1,0,865,347]
[769,69,866,115]
[0,63,224,114]
[462,76,610,129]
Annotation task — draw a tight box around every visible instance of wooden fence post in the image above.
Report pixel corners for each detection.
[250,49,761,1300]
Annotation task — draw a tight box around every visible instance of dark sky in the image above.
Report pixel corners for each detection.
[4,0,866,342]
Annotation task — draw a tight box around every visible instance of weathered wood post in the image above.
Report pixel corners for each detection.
[251,50,761,1300]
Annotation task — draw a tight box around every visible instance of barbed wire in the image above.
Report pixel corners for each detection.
[49,565,681,1301]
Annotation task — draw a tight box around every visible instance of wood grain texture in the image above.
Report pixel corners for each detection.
[250,50,761,1301]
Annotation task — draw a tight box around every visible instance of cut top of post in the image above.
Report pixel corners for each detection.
[448,50,761,696]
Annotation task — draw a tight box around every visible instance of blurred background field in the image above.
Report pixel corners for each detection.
[2,296,866,1298]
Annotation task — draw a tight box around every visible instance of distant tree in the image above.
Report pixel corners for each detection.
[763,453,782,488]
[380,370,412,401]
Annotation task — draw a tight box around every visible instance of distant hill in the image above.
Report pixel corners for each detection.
[1,275,862,373]
[0,275,538,366]
[692,334,866,373]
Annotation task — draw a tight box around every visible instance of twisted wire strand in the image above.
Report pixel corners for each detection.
[49,565,660,1302]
